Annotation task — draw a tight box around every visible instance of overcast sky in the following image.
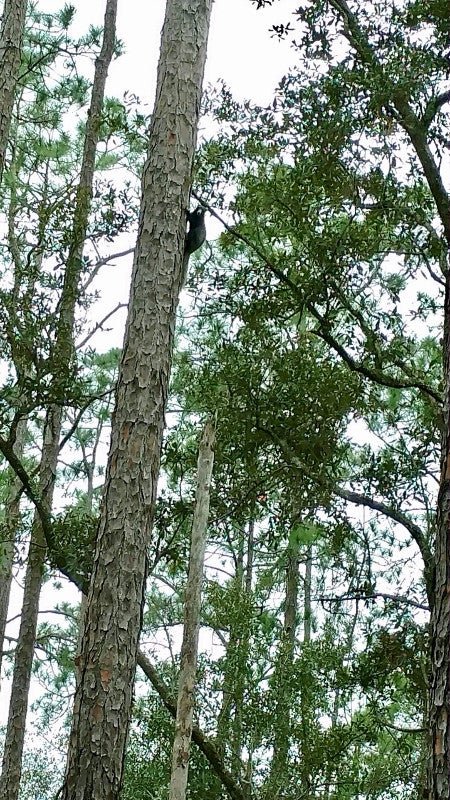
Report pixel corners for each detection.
[43,0,296,105]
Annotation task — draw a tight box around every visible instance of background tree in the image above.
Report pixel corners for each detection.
[0,0,27,182]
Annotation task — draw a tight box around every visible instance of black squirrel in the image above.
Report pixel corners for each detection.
[185,207,206,256]
[182,206,206,284]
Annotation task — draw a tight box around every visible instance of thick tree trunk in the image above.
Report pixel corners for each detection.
[0,5,117,799]
[61,3,212,798]
[428,263,450,800]
[0,0,27,183]
[168,420,215,800]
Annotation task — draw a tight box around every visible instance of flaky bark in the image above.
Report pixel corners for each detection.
[0,0,26,184]
[169,420,215,800]
[0,417,27,682]
[428,269,450,799]
[61,3,213,798]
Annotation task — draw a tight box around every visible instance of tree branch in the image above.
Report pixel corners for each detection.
[326,0,450,244]
[198,199,442,405]
[0,435,86,590]
[421,89,450,129]
[258,429,433,602]
[333,486,433,594]
[76,302,127,349]
[314,592,428,612]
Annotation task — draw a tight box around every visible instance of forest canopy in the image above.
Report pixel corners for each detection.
[0,1,449,799]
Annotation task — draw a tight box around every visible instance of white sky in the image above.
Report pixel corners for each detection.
[71,0,298,352]
[43,0,296,106]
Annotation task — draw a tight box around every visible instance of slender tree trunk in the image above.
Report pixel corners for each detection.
[267,537,300,798]
[61,3,213,798]
[0,529,43,800]
[0,6,117,799]
[216,519,254,782]
[303,545,312,644]
[0,0,27,184]
[137,649,247,800]
[0,417,27,680]
[0,407,60,800]
[168,420,215,800]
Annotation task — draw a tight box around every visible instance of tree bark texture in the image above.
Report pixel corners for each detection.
[0,5,117,799]
[428,260,450,800]
[0,0,26,184]
[0,416,27,682]
[168,419,215,800]
[61,2,213,798]
[0,406,61,800]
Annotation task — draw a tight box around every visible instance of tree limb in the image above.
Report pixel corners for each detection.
[335,485,433,579]
[199,200,442,405]
[258,429,433,603]
[421,89,450,129]
[314,592,428,612]
[326,0,450,244]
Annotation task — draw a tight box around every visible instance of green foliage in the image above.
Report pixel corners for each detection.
[50,507,97,588]
[1,0,446,798]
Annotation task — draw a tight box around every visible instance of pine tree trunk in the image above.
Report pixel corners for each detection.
[0,407,61,800]
[168,420,215,800]
[61,3,212,798]
[428,262,450,800]
[0,417,27,682]
[0,530,44,800]
[0,0,26,183]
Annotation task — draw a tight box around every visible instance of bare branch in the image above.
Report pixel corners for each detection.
[81,247,135,293]
[76,302,127,349]
[137,649,248,800]
[314,592,428,612]
[421,89,450,129]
